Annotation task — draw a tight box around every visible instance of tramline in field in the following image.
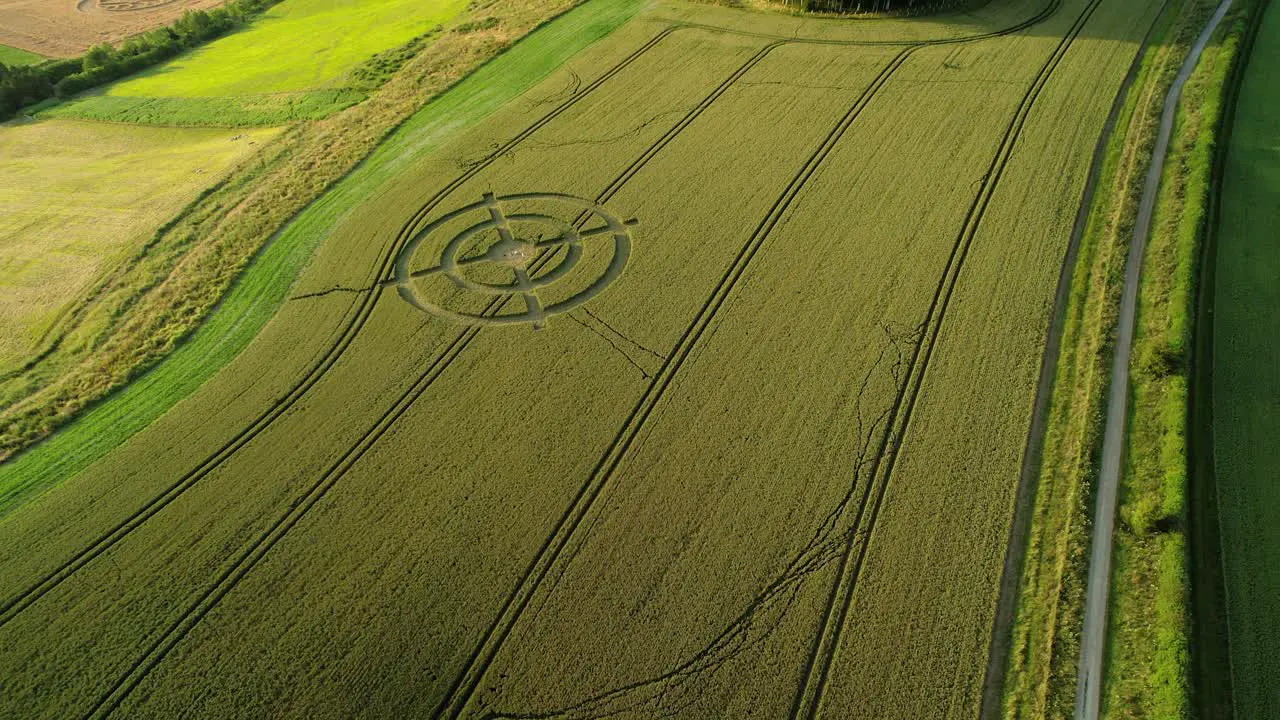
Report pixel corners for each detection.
[0,0,1167,716]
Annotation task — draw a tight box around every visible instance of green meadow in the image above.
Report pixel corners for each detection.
[45,0,469,125]
[0,44,43,66]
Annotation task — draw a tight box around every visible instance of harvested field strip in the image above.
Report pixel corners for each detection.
[0,0,224,57]
[796,0,1107,715]
[0,0,1061,632]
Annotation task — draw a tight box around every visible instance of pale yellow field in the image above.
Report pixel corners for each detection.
[0,119,279,373]
[0,0,224,57]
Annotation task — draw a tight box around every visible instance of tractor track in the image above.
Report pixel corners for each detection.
[792,0,1108,715]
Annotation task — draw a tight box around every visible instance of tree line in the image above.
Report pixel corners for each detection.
[785,0,962,13]
[0,0,281,120]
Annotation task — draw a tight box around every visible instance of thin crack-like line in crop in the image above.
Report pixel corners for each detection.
[894,77,1027,87]
[525,70,583,110]
[482,324,917,720]
[288,285,371,302]
[737,80,861,92]
[580,306,665,362]
[566,312,652,379]
[527,109,693,150]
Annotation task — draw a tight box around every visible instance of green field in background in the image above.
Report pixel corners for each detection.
[1212,2,1280,716]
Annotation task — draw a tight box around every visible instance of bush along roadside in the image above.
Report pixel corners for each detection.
[0,0,282,120]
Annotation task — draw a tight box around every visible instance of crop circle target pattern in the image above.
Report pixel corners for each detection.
[98,0,182,11]
[393,192,636,328]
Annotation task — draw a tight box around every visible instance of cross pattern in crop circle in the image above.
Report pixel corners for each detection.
[98,0,183,11]
[393,192,636,328]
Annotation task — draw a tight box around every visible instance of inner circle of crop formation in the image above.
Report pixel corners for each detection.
[393,192,636,329]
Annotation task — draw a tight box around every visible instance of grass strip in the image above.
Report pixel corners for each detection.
[0,44,43,67]
[40,89,369,126]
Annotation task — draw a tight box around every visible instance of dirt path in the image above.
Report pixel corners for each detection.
[1073,0,1234,717]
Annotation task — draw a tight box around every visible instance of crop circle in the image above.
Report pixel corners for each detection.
[393,192,635,328]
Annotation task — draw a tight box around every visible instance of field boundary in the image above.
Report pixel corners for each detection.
[1187,0,1270,716]
[975,0,1172,714]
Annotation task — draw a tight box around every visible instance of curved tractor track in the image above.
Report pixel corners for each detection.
[0,0,1137,715]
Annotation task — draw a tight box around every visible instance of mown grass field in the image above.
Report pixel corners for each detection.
[1210,0,1280,715]
[0,0,1166,716]
[0,120,278,375]
[43,0,469,125]
[0,43,41,65]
